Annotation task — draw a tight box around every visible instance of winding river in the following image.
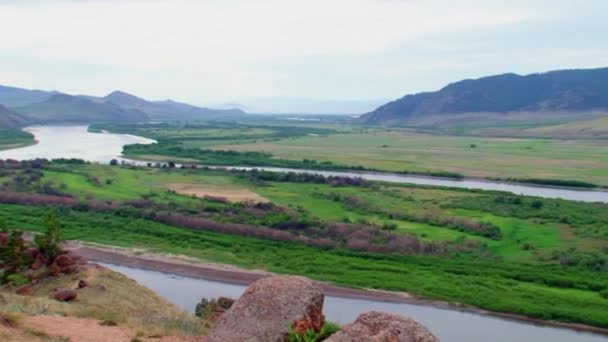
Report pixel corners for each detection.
[1,125,607,203]
[101,263,607,342]
[1,125,608,340]
[0,125,155,162]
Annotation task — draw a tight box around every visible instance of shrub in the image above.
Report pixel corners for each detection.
[601,289,608,300]
[5,273,29,286]
[194,297,233,319]
[34,209,64,260]
[288,320,340,342]
[381,222,398,231]
[531,200,544,209]
[0,229,30,283]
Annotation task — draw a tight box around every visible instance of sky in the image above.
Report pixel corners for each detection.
[0,0,607,110]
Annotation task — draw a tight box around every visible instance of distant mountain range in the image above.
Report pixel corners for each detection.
[0,104,29,128]
[362,67,608,124]
[214,97,388,115]
[0,85,245,128]
[99,91,244,121]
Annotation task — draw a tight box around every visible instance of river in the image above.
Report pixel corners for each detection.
[0,125,606,203]
[100,262,608,342]
[0,125,155,162]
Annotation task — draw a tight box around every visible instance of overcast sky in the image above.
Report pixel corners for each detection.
[0,0,607,106]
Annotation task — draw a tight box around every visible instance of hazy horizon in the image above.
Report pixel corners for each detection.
[1,0,607,111]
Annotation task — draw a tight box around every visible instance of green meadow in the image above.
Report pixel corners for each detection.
[1,161,607,328]
[217,132,608,186]
[92,122,608,186]
[0,128,34,150]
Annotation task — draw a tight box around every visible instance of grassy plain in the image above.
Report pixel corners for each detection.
[0,129,34,150]
[32,163,605,263]
[1,162,608,328]
[215,131,608,185]
[1,203,608,329]
[93,121,608,186]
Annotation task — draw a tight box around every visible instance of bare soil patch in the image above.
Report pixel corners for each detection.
[166,183,268,203]
[21,315,199,342]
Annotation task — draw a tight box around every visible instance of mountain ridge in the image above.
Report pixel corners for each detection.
[0,104,30,128]
[15,94,149,124]
[0,85,245,128]
[362,67,608,124]
[101,90,245,120]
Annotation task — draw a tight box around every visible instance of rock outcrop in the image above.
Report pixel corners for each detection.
[207,275,324,342]
[51,288,78,302]
[326,311,437,342]
[15,284,33,296]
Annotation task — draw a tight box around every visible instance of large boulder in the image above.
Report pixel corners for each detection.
[52,288,78,302]
[207,276,324,342]
[77,279,89,289]
[54,254,75,268]
[326,311,437,342]
[64,251,87,265]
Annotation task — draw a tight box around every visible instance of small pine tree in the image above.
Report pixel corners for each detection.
[1,230,27,276]
[35,210,64,260]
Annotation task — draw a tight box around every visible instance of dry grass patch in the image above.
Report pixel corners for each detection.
[167,183,268,203]
[0,264,205,339]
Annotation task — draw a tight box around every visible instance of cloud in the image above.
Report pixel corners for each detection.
[0,0,604,103]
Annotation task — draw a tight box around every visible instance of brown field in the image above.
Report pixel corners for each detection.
[166,183,268,203]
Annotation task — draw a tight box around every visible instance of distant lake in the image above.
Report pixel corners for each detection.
[0,125,155,162]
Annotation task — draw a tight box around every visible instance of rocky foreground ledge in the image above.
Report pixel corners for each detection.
[207,275,438,342]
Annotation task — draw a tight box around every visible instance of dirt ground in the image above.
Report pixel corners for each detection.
[166,183,268,203]
[0,315,202,342]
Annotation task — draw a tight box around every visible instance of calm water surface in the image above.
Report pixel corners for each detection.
[101,263,608,342]
[0,125,155,162]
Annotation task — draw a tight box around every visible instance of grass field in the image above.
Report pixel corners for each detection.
[0,129,34,150]
[529,116,608,137]
[1,203,607,329]
[30,163,604,263]
[214,131,608,185]
[1,161,608,328]
[93,121,608,186]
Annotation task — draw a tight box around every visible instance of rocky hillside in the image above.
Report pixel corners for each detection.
[362,67,608,124]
